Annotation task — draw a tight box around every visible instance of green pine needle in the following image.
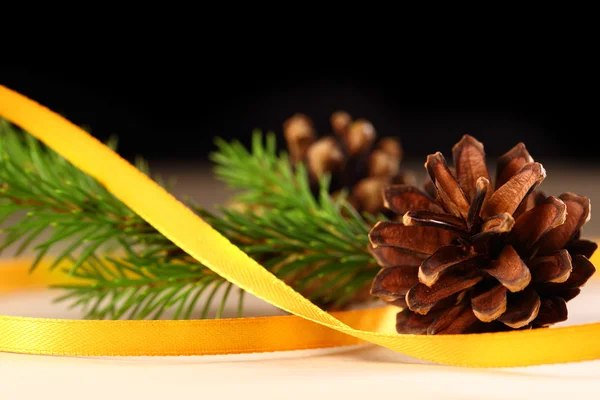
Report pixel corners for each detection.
[200,130,380,307]
[0,118,231,319]
[0,119,379,320]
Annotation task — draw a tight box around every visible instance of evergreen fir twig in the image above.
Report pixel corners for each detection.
[0,119,231,319]
[0,119,379,319]
[211,130,319,210]
[201,130,380,307]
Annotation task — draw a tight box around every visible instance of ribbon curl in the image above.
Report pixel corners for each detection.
[1,85,599,367]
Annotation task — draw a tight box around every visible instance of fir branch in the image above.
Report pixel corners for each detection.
[0,119,148,270]
[0,119,232,319]
[211,131,319,210]
[52,253,237,320]
[0,120,379,319]
[198,204,378,308]
[198,131,380,308]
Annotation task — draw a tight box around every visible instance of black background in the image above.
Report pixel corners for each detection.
[1,62,596,166]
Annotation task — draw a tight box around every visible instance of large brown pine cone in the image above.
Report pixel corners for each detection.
[368,135,597,334]
[283,111,414,215]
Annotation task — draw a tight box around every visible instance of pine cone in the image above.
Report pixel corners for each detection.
[368,135,597,335]
[283,111,414,215]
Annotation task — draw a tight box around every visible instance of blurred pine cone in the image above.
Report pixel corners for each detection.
[283,111,414,215]
[368,134,597,334]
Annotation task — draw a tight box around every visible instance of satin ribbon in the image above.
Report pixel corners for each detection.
[1,84,600,368]
[0,259,388,356]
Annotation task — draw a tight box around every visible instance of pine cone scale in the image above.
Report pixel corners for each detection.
[283,113,316,163]
[527,249,572,284]
[558,289,581,302]
[508,196,567,256]
[452,134,490,202]
[330,111,351,136]
[418,245,481,287]
[406,264,483,315]
[467,177,490,230]
[565,239,598,259]
[368,243,427,267]
[306,137,344,179]
[382,185,444,215]
[345,119,376,156]
[535,296,568,327]
[369,221,460,255]
[497,288,541,329]
[396,308,437,334]
[427,302,480,335]
[482,213,515,233]
[482,162,546,220]
[370,265,419,301]
[471,282,508,322]
[485,245,532,292]
[403,210,468,233]
[425,152,470,219]
[538,254,595,293]
[495,142,534,188]
[535,193,591,256]
[369,149,400,177]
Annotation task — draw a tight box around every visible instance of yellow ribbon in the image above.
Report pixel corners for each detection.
[1,84,600,367]
[0,259,386,356]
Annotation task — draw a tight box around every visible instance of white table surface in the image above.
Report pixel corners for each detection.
[2,163,600,399]
[2,282,600,400]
